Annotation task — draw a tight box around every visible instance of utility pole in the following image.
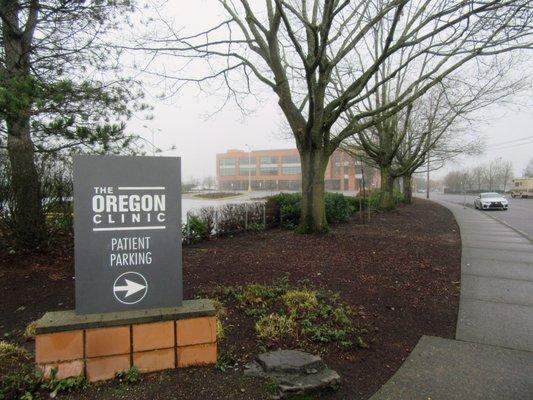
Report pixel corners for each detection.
[245,144,252,192]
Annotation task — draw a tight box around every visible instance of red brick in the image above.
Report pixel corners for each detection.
[133,348,175,373]
[38,360,84,380]
[86,354,130,382]
[132,321,174,352]
[85,326,130,358]
[176,317,216,347]
[35,331,83,363]
[177,343,217,368]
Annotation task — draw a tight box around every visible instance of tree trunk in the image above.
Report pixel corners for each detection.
[403,175,413,204]
[7,117,45,248]
[2,3,45,248]
[379,166,395,210]
[297,149,328,233]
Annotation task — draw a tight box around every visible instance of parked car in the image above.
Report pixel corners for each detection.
[474,192,509,210]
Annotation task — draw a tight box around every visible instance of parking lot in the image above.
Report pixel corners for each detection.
[425,193,533,239]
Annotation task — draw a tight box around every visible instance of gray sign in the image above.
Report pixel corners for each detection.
[73,155,182,315]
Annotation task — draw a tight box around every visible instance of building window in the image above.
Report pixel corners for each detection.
[219,158,236,176]
[325,179,340,190]
[239,156,256,166]
[281,154,300,175]
[279,180,301,190]
[260,156,278,175]
[237,156,256,176]
[260,166,278,175]
[219,158,236,166]
[281,155,300,164]
[239,166,256,176]
[260,156,278,164]
[220,168,236,176]
[282,166,301,175]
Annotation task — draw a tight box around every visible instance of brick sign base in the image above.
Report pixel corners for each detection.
[34,299,217,382]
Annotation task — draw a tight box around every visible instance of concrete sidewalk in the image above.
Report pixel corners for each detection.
[370,201,533,400]
[448,202,533,352]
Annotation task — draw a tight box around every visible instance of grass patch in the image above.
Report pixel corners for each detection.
[255,314,296,341]
[23,321,37,341]
[193,192,240,199]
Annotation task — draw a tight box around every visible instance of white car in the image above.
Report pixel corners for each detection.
[474,192,509,211]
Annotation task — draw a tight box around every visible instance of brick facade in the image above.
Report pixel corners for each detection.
[35,300,217,382]
[216,148,365,192]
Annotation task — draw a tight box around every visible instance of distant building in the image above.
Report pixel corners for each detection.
[216,148,370,192]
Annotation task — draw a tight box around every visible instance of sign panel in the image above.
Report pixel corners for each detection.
[73,155,182,314]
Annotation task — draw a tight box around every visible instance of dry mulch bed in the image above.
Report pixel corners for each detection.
[0,199,461,399]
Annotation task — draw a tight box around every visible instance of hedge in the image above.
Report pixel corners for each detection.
[271,192,355,229]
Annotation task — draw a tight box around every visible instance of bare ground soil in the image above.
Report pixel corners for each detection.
[0,199,461,399]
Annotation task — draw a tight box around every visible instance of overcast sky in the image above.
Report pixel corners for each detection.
[127,2,533,182]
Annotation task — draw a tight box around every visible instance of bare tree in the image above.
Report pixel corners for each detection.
[137,0,533,231]
[524,158,533,177]
[336,6,530,208]
[445,158,514,193]
[203,176,216,189]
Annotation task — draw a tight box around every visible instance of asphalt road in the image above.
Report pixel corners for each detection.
[421,193,533,239]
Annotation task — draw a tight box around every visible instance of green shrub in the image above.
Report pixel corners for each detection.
[216,319,226,341]
[275,192,301,229]
[369,189,406,208]
[42,369,87,396]
[282,290,318,314]
[349,188,406,212]
[23,321,37,341]
[45,212,73,232]
[255,314,296,341]
[324,192,352,223]
[0,341,28,361]
[272,192,354,229]
[182,215,209,244]
[216,281,366,351]
[235,281,290,315]
[0,364,42,400]
[115,366,141,383]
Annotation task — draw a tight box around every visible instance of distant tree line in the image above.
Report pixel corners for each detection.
[524,158,533,178]
[444,159,514,193]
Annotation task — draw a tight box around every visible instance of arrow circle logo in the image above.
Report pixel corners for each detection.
[113,271,148,305]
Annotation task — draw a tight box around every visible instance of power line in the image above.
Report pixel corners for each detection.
[488,139,533,151]
[486,135,533,150]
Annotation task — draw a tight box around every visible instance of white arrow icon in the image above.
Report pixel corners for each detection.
[113,279,146,297]
[113,272,148,305]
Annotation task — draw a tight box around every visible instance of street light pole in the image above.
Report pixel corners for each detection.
[245,144,252,192]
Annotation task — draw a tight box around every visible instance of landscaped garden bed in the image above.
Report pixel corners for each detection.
[192,192,241,200]
[0,199,461,399]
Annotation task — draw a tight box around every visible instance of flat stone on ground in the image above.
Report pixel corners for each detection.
[245,349,339,398]
[256,349,323,373]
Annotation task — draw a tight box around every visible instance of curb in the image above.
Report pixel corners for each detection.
[479,211,533,245]
[433,198,533,245]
